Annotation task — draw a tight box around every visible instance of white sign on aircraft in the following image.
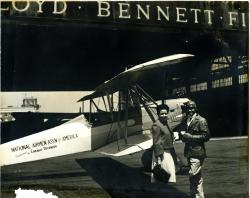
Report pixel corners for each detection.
[0,115,91,166]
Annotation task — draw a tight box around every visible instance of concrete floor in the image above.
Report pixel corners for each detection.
[1,138,248,198]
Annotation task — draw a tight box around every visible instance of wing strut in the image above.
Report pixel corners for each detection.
[101,96,108,112]
[89,99,92,122]
[116,91,122,151]
[117,89,129,147]
[106,93,114,121]
[135,84,158,106]
[104,93,116,145]
[131,85,157,123]
[91,99,100,112]
[124,88,129,144]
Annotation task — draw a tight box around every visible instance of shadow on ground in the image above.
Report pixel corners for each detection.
[2,171,87,182]
[76,157,189,198]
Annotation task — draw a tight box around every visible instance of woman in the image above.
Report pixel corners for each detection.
[151,104,176,183]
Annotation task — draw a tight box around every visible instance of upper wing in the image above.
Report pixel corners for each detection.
[78,54,194,101]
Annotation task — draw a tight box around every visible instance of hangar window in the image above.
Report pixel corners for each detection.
[212,80,220,88]
[238,56,248,69]
[172,86,186,95]
[211,56,231,71]
[212,77,232,88]
[220,77,232,87]
[190,82,207,92]
[239,74,248,84]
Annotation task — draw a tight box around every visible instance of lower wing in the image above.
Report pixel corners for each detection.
[96,131,153,157]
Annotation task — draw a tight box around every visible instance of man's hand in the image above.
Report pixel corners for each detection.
[157,157,162,165]
[157,154,164,165]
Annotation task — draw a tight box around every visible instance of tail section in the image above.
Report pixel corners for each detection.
[0,115,91,166]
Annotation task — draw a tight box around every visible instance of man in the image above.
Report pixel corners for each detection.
[181,101,210,198]
[151,104,176,183]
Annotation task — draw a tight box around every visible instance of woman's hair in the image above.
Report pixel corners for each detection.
[156,104,169,115]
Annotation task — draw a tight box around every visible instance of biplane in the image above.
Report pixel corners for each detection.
[0,54,194,166]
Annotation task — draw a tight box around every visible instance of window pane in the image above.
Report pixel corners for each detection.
[239,74,248,84]
[212,77,232,88]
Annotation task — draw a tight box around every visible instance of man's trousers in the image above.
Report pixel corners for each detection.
[188,157,205,198]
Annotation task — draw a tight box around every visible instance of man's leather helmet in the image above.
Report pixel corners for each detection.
[186,101,197,109]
